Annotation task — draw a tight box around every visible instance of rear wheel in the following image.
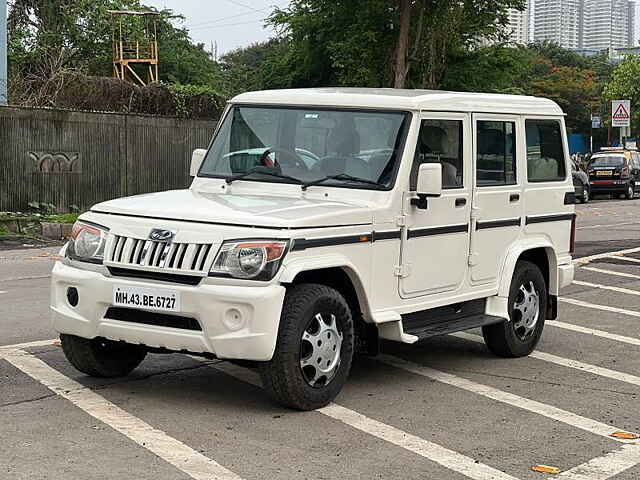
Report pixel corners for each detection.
[259,284,354,410]
[581,185,590,203]
[482,261,547,358]
[61,334,147,377]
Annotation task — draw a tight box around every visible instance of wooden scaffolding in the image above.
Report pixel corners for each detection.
[109,10,160,86]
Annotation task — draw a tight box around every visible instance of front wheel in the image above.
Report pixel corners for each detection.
[259,284,354,410]
[482,261,547,357]
[61,334,147,377]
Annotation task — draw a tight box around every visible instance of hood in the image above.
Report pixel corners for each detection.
[91,189,374,229]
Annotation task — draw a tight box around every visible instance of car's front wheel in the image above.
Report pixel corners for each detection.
[61,334,147,377]
[259,284,354,410]
[482,261,547,358]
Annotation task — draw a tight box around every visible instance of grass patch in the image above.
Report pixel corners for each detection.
[46,213,80,224]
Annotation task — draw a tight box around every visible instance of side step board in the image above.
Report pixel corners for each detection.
[400,299,505,340]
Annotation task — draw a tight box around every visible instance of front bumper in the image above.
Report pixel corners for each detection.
[50,261,286,361]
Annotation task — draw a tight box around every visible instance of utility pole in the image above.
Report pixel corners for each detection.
[0,0,7,105]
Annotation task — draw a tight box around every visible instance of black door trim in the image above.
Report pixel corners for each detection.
[476,218,521,230]
[525,213,576,225]
[407,224,469,239]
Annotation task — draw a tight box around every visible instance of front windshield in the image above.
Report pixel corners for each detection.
[199,106,409,189]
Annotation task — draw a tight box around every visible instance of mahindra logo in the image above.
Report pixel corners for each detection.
[149,228,175,242]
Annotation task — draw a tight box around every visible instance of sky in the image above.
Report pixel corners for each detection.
[144,0,291,56]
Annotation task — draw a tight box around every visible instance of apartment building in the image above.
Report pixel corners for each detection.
[532,0,582,48]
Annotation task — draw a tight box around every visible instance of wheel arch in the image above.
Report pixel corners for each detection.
[498,241,559,298]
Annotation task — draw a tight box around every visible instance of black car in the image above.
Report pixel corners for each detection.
[571,163,590,203]
[588,149,640,200]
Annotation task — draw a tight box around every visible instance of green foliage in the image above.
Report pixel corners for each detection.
[47,213,81,224]
[165,82,224,118]
[604,55,640,128]
[27,201,57,216]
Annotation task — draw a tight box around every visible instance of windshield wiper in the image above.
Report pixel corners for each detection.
[225,166,303,185]
[302,173,383,191]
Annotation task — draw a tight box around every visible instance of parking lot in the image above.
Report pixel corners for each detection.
[2,197,640,480]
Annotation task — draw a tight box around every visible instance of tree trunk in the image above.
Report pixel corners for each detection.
[394,0,411,88]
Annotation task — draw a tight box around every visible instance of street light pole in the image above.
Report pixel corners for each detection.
[0,0,7,105]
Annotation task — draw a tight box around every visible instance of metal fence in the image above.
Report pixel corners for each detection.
[0,106,215,212]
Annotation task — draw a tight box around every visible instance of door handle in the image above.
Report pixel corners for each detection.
[509,193,520,202]
[455,198,466,207]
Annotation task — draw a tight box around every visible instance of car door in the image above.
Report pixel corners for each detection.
[399,113,472,299]
[469,114,523,286]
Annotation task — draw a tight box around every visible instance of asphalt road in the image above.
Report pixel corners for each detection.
[2,197,640,480]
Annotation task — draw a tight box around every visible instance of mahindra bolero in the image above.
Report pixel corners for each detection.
[52,88,576,410]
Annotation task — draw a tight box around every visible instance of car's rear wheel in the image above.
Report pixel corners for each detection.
[259,284,354,410]
[581,185,590,203]
[61,334,147,377]
[482,261,547,358]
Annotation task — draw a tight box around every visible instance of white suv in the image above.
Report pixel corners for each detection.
[52,88,576,410]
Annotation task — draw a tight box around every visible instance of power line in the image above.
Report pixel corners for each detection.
[189,10,262,29]
[222,0,269,14]
[190,18,266,31]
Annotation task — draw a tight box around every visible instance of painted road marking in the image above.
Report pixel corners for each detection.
[574,247,640,265]
[573,279,640,296]
[559,297,640,318]
[0,274,51,283]
[577,221,640,230]
[607,255,640,264]
[378,354,638,443]
[0,290,7,294]
[5,350,244,480]
[210,361,520,480]
[0,338,56,358]
[581,266,640,280]
[548,318,640,347]
[559,443,640,479]
[452,332,640,388]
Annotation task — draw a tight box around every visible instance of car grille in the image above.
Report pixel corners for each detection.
[106,235,216,274]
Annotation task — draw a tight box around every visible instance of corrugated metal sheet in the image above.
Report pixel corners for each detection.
[0,106,215,212]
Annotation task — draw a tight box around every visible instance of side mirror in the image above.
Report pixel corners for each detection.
[411,163,442,209]
[190,149,207,177]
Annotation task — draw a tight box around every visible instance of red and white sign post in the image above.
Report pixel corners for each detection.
[612,100,631,147]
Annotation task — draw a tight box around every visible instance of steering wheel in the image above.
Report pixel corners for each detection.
[260,147,309,172]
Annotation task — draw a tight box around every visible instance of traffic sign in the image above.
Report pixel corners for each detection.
[591,115,601,129]
[612,100,631,127]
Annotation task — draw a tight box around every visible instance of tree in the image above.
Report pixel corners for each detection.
[603,55,640,130]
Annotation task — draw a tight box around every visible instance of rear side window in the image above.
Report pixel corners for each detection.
[526,120,566,182]
[476,121,516,186]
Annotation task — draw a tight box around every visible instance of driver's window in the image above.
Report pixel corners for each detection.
[410,119,464,190]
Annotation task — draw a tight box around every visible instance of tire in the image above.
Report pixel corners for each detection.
[482,261,547,358]
[625,183,635,200]
[259,284,354,410]
[60,334,147,377]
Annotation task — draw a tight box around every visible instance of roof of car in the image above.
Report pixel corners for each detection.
[231,88,564,116]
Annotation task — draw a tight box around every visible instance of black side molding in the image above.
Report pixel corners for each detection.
[476,218,521,230]
[407,224,469,239]
[525,213,576,225]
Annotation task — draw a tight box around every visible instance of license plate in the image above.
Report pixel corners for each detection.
[596,170,612,176]
[113,285,180,312]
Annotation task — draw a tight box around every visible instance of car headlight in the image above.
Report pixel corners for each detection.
[66,221,109,264]
[210,240,289,280]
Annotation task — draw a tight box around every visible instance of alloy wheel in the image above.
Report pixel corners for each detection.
[512,281,540,341]
[300,313,343,388]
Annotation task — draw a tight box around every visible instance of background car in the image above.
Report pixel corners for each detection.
[571,162,590,203]
[588,148,640,200]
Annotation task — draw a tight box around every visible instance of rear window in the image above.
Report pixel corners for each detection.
[590,156,625,167]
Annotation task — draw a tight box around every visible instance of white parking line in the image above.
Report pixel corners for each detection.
[573,279,640,296]
[210,362,520,480]
[378,354,638,443]
[607,255,640,264]
[560,443,640,480]
[0,339,55,358]
[0,290,7,294]
[547,318,640,347]
[5,350,244,480]
[577,221,640,230]
[581,266,640,280]
[452,332,640,388]
[559,297,640,320]
[575,247,640,265]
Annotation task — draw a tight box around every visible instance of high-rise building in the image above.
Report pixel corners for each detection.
[505,6,530,44]
[582,0,634,49]
[533,0,582,49]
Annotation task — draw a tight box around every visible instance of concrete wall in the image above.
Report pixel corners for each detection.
[0,106,215,212]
